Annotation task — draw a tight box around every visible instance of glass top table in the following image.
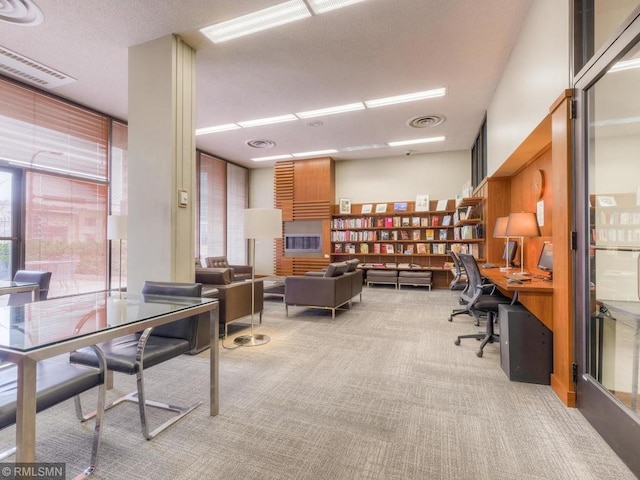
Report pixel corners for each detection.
[0,291,219,463]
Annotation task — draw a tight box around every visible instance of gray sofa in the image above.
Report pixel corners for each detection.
[284,261,362,319]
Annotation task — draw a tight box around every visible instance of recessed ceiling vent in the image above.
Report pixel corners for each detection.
[0,0,43,26]
[0,45,76,89]
[246,139,276,149]
[408,115,445,128]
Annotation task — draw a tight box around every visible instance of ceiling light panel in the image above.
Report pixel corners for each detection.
[195,123,240,135]
[200,0,311,44]
[296,102,365,119]
[292,149,338,158]
[251,154,293,162]
[365,88,446,108]
[307,0,367,14]
[237,114,298,128]
[387,136,445,147]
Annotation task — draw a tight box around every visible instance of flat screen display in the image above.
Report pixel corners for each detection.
[537,242,553,271]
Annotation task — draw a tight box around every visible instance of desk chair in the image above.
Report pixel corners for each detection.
[8,270,52,306]
[71,281,203,440]
[448,250,467,291]
[454,253,511,357]
[0,348,107,479]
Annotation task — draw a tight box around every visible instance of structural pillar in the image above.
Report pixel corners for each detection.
[127,34,196,292]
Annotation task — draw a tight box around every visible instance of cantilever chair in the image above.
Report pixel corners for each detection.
[8,270,52,306]
[454,253,511,357]
[448,250,467,291]
[71,281,203,440]
[0,348,107,479]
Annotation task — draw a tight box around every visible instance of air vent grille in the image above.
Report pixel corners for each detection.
[0,45,76,89]
[408,115,445,128]
[246,139,276,149]
[0,0,43,26]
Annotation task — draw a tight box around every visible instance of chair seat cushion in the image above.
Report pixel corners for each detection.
[70,334,191,375]
[474,294,511,312]
[0,359,101,429]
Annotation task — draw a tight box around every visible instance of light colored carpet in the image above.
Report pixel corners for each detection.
[2,287,636,479]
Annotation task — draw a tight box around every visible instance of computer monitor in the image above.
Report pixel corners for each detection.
[537,242,553,279]
[502,240,518,266]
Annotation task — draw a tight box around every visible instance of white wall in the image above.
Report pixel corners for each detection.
[486,0,570,174]
[335,150,470,203]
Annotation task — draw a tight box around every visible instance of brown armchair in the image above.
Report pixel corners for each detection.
[200,256,253,281]
[195,267,263,339]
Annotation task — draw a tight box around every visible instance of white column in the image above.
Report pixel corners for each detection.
[127,34,196,292]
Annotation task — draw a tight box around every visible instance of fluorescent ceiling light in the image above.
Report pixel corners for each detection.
[292,149,338,158]
[339,143,388,152]
[196,123,241,135]
[251,154,293,162]
[307,0,367,14]
[296,102,365,119]
[387,136,445,147]
[200,0,311,44]
[365,88,446,108]
[609,58,640,73]
[238,114,298,128]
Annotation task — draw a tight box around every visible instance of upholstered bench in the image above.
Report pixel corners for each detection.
[398,270,432,290]
[366,269,398,288]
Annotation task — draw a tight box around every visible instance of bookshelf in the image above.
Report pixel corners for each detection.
[330,199,458,288]
[451,196,485,259]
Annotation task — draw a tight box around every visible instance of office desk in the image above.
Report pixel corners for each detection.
[480,268,554,331]
[0,281,39,302]
[0,291,219,463]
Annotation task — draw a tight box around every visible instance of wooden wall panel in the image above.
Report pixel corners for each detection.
[293,157,334,203]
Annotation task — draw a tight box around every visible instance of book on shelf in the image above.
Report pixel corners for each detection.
[384,244,394,254]
[415,194,430,212]
[385,217,393,227]
[375,217,385,228]
[334,244,343,253]
[416,243,427,254]
[400,230,409,240]
[432,215,440,226]
[401,217,410,226]
[404,244,414,254]
[412,229,421,240]
[385,262,397,268]
[439,229,448,240]
[398,262,411,268]
[431,243,447,254]
[411,216,420,226]
[360,243,369,254]
[436,199,448,211]
[380,231,389,240]
[393,216,401,227]
[346,243,356,254]
[442,215,452,226]
[420,217,429,227]
[373,243,381,254]
[425,229,435,241]
[392,230,399,241]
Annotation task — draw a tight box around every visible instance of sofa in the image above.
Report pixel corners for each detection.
[194,266,264,340]
[200,256,253,281]
[303,258,363,303]
[284,261,362,319]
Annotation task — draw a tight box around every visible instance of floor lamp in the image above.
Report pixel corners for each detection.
[505,212,540,274]
[492,216,510,271]
[234,208,282,347]
[107,214,127,298]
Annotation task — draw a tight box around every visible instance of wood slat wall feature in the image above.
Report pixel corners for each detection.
[293,201,332,220]
[292,258,331,276]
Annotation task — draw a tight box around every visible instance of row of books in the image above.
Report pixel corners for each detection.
[596,211,640,225]
[453,224,483,240]
[334,242,450,255]
[449,242,480,258]
[592,227,640,243]
[331,215,452,229]
[332,228,450,242]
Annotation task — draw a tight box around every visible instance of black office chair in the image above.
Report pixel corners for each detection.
[71,281,203,440]
[0,348,107,478]
[454,253,511,357]
[8,270,52,306]
[448,250,467,291]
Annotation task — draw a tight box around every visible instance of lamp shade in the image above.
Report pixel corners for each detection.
[107,215,128,240]
[243,208,282,239]
[505,212,540,237]
[493,216,509,238]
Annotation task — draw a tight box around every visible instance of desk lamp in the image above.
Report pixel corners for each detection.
[505,212,540,274]
[492,216,510,271]
[234,208,282,347]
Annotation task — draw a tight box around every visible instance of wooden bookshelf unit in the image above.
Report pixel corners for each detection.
[330,199,484,288]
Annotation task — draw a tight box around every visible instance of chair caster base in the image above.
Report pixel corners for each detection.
[454,339,461,346]
[476,350,483,357]
[448,316,453,322]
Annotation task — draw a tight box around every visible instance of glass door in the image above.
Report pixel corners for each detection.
[0,167,21,282]
[574,13,640,476]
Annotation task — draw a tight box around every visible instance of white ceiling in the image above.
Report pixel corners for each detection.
[0,0,532,169]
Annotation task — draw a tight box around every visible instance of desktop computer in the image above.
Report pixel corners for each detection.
[498,304,553,385]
